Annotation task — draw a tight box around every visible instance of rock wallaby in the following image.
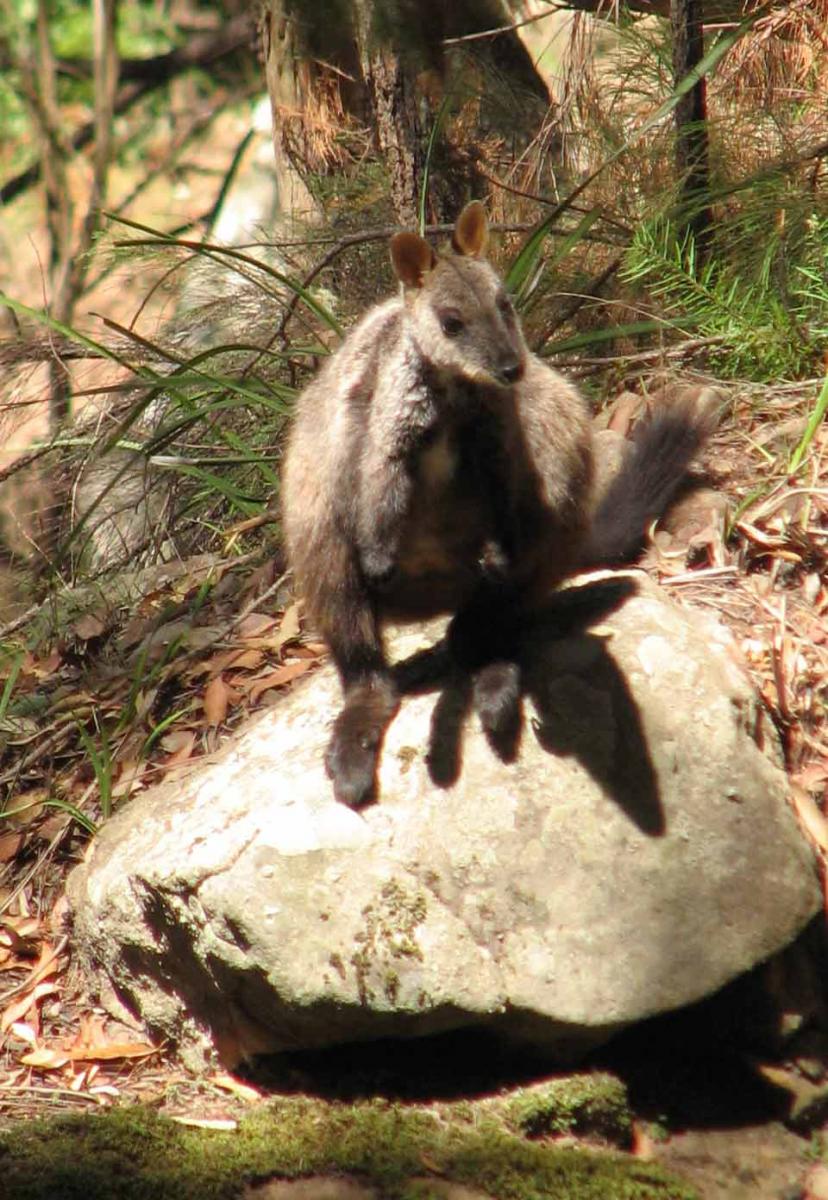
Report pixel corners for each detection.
[283,202,714,808]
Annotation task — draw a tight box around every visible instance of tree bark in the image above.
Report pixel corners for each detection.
[259,1,319,225]
[258,0,554,229]
[671,0,712,254]
[353,1,423,228]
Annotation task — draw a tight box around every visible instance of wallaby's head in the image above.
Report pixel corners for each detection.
[390,202,526,389]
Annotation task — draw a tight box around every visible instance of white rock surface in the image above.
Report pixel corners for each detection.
[68,574,819,1069]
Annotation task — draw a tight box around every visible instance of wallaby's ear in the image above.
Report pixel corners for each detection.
[390,232,437,288]
[451,201,488,258]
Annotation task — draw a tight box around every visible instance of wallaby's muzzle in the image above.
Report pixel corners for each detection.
[498,359,524,386]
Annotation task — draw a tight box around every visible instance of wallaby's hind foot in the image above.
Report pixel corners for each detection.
[324,676,400,808]
[473,660,522,761]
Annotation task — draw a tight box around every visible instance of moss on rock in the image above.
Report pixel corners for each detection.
[503,1073,633,1146]
[0,1094,696,1200]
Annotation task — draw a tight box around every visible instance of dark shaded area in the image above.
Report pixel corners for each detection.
[670,0,713,252]
[521,625,664,836]
[596,982,793,1131]
[244,1025,553,1101]
[394,574,664,835]
[244,931,827,1131]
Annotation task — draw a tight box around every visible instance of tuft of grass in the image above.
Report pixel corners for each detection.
[620,202,828,382]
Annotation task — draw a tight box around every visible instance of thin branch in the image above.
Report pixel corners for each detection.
[537,253,624,347]
[556,334,729,375]
[443,5,571,44]
[33,0,73,428]
[50,0,120,365]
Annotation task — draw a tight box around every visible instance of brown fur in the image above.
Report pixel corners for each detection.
[282,202,709,807]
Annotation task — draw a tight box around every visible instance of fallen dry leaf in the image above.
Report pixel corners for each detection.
[67,1040,158,1063]
[29,981,61,1005]
[28,941,65,989]
[71,1013,107,1050]
[289,642,328,659]
[1,914,41,937]
[162,724,199,753]
[606,390,644,436]
[73,612,108,641]
[19,1046,70,1069]
[240,604,303,656]
[27,651,62,679]
[0,831,24,863]
[160,729,197,764]
[111,759,147,800]
[236,612,280,638]
[9,1020,37,1045]
[203,675,231,726]
[1,993,35,1034]
[206,647,265,676]
[279,601,300,640]
[247,659,313,704]
[210,1072,263,1103]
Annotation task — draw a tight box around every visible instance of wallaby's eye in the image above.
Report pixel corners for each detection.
[439,310,464,338]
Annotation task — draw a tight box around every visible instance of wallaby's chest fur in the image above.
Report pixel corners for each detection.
[388,394,511,612]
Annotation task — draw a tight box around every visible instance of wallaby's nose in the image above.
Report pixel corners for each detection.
[500,360,524,385]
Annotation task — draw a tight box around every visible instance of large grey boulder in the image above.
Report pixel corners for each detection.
[67,573,819,1070]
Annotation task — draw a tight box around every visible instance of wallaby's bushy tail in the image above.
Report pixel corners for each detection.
[582,399,719,568]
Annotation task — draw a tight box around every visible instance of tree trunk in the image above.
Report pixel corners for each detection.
[671,0,712,254]
[258,0,555,229]
[259,1,319,226]
[354,1,423,228]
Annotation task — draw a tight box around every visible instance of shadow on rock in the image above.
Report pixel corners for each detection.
[394,575,663,836]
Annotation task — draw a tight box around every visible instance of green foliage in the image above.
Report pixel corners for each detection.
[0,211,330,568]
[621,201,828,380]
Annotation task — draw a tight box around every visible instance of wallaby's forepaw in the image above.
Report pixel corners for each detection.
[473,660,522,761]
[325,677,400,808]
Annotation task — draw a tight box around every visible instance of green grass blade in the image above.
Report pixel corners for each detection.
[77,722,113,821]
[788,372,828,474]
[418,93,453,236]
[0,652,24,721]
[542,315,702,356]
[44,798,98,836]
[506,209,602,304]
[105,213,344,338]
